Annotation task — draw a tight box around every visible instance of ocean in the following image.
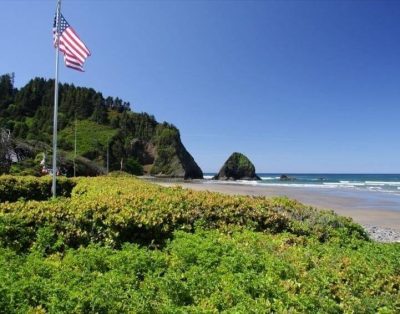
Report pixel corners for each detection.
[203,173,400,195]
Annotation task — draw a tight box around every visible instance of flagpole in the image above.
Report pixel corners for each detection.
[74,115,77,177]
[52,0,61,198]
[106,137,109,174]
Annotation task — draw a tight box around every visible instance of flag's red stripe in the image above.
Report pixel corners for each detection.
[65,55,83,67]
[59,45,83,66]
[62,46,84,64]
[66,64,84,72]
[63,28,89,59]
[65,58,83,69]
[60,44,86,72]
[64,55,84,71]
[65,54,83,66]
[66,59,81,67]
[59,33,85,63]
[66,27,91,56]
[59,36,86,63]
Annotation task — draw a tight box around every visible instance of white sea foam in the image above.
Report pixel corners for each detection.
[365,181,400,186]
[237,180,260,186]
[339,181,366,186]
[260,183,333,188]
[367,186,382,190]
[204,180,259,186]
[274,183,331,188]
[260,176,279,180]
[378,189,400,195]
[203,178,400,195]
[203,175,214,180]
[323,182,357,188]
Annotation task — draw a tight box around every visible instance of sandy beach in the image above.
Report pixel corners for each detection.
[153,180,400,237]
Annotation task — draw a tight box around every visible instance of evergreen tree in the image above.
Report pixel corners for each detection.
[0,73,15,116]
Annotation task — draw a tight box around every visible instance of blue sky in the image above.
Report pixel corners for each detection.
[1,0,400,173]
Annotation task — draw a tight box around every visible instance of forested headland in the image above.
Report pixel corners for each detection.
[0,73,203,178]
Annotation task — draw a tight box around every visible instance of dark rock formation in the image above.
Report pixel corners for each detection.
[150,126,203,179]
[56,154,106,177]
[280,174,295,181]
[213,152,260,181]
[0,130,38,174]
[0,129,14,173]
[129,138,155,165]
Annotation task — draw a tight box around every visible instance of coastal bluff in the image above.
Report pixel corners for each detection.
[213,152,261,181]
[0,74,203,179]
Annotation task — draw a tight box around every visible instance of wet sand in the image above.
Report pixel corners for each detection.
[155,180,400,232]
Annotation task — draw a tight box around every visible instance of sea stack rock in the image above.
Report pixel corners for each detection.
[280,174,295,181]
[213,152,261,181]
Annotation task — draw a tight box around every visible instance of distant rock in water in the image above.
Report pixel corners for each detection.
[280,174,296,181]
[213,152,261,181]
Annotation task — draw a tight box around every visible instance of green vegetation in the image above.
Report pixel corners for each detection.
[1,231,398,313]
[225,152,255,173]
[215,152,259,180]
[0,175,398,312]
[0,175,75,202]
[151,125,180,176]
[125,157,144,175]
[59,120,118,157]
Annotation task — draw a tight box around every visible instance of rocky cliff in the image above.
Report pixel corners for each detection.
[126,126,203,179]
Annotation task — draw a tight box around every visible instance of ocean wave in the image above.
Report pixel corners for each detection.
[377,189,400,195]
[264,183,332,188]
[323,182,361,188]
[332,180,400,187]
[249,182,333,188]
[367,186,382,190]
[365,181,400,186]
[204,180,260,186]
[237,180,260,185]
[203,179,400,195]
[338,181,366,186]
[203,175,214,180]
[260,176,279,180]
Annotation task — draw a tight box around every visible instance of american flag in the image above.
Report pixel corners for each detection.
[53,13,91,72]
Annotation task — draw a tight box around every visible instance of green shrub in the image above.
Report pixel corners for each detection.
[0,176,398,313]
[0,175,76,202]
[0,215,35,252]
[0,176,368,252]
[124,157,143,175]
[0,230,398,313]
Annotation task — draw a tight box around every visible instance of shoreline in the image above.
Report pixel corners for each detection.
[148,178,400,243]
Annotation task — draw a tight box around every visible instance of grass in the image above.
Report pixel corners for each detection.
[59,120,118,157]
